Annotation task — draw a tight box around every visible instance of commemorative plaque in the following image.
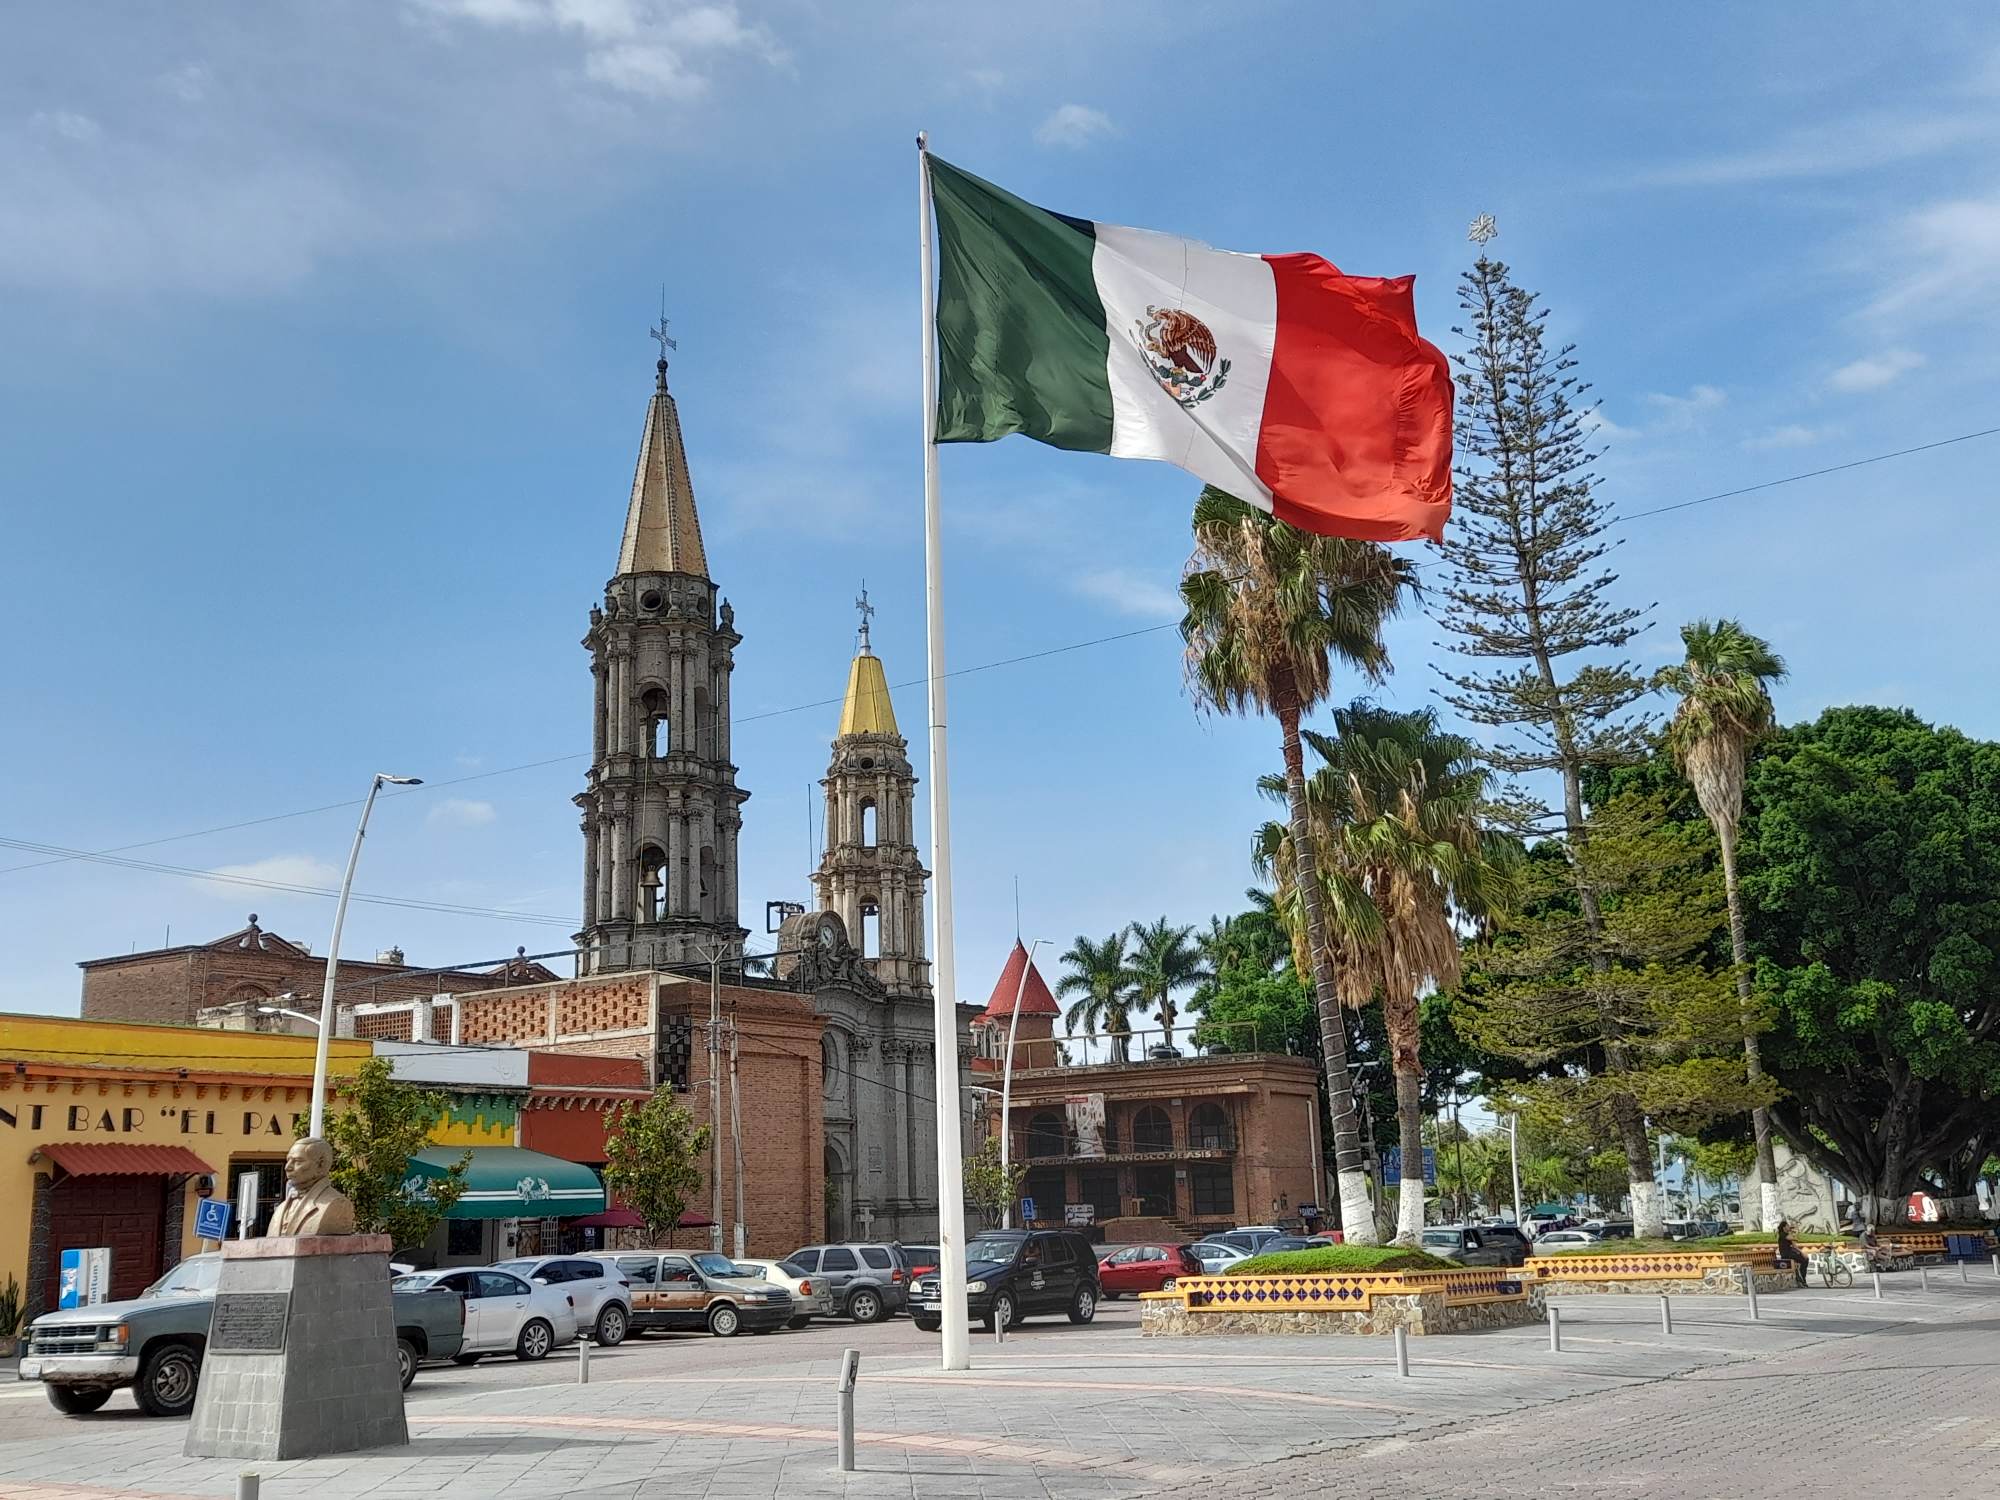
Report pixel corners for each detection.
[209,1292,290,1353]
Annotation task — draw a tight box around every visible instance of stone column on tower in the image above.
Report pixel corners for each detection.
[811,591,932,1000]
[574,341,749,974]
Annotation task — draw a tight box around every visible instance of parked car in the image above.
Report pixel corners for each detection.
[898,1243,941,1277]
[1532,1230,1603,1255]
[1255,1236,1323,1255]
[608,1250,793,1337]
[394,1267,577,1362]
[1096,1243,1203,1297]
[22,1253,463,1416]
[1204,1228,1284,1257]
[1582,1220,1636,1240]
[732,1257,832,1327]
[782,1243,911,1323]
[497,1255,633,1346]
[1418,1225,1527,1267]
[1190,1241,1251,1273]
[1479,1224,1533,1260]
[910,1229,1101,1331]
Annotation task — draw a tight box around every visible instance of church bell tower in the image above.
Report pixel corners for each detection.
[813,591,931,999]
[575,335,748,973]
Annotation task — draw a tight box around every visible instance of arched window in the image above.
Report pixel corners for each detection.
[861,898,881,959]
[693,684,711,759]
[1188,1103,1231,1151]
[637,845,668,922]
[1132,1105,1173,1153]
[642,687,670,757]
[699,845,718,924]
[1025,1110,1065,1160]
[860,800,878,847]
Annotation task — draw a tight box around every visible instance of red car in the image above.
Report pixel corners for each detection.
[1096,1243,1204,1297]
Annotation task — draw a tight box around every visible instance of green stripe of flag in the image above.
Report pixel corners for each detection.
[930,156,1114,452]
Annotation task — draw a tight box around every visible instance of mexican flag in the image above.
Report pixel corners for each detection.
[928,156,1453,542]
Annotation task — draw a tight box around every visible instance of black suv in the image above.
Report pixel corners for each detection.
[908,1229,1101,1332]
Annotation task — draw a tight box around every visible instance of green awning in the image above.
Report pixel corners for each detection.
[407,1146,607,1220]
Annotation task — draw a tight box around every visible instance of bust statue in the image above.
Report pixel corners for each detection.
[267,1137,357,1237]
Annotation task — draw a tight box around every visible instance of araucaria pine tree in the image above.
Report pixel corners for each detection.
[1432,249,1666,1233]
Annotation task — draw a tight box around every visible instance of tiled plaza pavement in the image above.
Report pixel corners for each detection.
[2,1278,1996,1499]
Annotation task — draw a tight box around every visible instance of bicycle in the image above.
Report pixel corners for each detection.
[1811,1244,1855,1289]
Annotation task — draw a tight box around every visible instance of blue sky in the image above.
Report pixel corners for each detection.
[4,2,1996,1022]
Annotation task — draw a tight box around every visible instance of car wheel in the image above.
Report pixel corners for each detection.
[451,1353,482,1366]
[515,1319,554,1361]
[912,1315,941,1333]
[708,1303,741,1337]
[786,1315,811,1330]
[985,1291,1018,1331]
[594,1303,629,1347]
[45,1385,112,1415]
[396,1338,419,1390]
[847,1288,885,1324]
[1069,1285,1097,1324]
[133,1343,200,1417]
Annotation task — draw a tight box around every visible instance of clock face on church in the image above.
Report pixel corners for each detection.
[816,914,842,953]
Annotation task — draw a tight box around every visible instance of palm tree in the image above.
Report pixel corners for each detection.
[1126,917,1210,1055]
[1056,932,1136,1062]
[1659,618,1787,1229]
[1182,486,1416,1243]
[1290,704,1518,1242]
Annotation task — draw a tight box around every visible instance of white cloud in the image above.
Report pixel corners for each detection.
[1646,112,1992,188]
[414,0,781,99]
[1035,103,1115,150]
[29,110,100,142]
[1827,350,1925,393]
[1643,384,1726,430]
[1865,192,2000,325]
[1743,423,1834,451]
[1073,566,1182,621]
[1579,405,1631,440]
[427,797,499,828]
[200,854,343,900]
[160,65,209,104]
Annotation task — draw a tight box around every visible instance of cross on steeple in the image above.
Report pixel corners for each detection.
[650,287,677,388]
[855,582,875,653]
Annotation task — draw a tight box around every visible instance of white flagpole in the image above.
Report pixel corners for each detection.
[918,130,972,1373]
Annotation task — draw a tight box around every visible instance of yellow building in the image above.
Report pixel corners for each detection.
[0,1014,373,1319]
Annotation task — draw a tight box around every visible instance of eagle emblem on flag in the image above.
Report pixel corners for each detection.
[1132,305,1230,407]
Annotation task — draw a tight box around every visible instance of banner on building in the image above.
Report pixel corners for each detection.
[1066,1094,1106,1159]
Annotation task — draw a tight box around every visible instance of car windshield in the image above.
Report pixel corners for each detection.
[965,1236,1022,1264]
[775,1259,808,1277]
[492,1260,539,1277]
[392,1273,440,1291]
[690,1253,741,1278]
[1420,1231,1460,1248]
[145,1257,222,1298]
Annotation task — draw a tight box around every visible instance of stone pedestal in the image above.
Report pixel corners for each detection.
[184,1233,409,1460]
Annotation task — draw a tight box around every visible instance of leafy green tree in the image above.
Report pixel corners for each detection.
[602,1086,711,1248]
[1659,618,1789,1228]
[1464,787,1774,1216]
[305,1056,467,1249]
[1743,706,2000,1218]
[962,1137,1027,1229]
[1126,916,1210,1053]
[1056,931,1137,1061]
[1431,250,1662,1229]
[1183,486,1416,1244]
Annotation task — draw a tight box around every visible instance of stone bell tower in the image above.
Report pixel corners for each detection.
[575,334,748,973]
[811,590,931,999]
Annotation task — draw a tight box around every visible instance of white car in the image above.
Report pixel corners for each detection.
[1532,1230,1603,1255]
[394,1267,579,1361]
[497,1256,634,1346]
[731,1257,832,1327]
[1190,1241,1251,1274]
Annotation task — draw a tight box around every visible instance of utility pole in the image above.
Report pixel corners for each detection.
[729,1020,746,1258]
[699,942,731,1255]
[1507,1113,1524,1227]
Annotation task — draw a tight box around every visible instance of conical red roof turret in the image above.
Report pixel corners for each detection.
[981,940,1059,1021]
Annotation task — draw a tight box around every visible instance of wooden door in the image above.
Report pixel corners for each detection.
[46,1175,165,1309]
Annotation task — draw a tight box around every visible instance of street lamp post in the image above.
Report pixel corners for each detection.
[1506,1113,1524,1227]
[998,939,1048,1230]
[307,773,421,1138]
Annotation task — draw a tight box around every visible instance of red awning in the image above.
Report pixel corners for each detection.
[39,1143,216,1177]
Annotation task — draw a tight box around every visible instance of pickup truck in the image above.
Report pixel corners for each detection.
[17,1252,463,1416]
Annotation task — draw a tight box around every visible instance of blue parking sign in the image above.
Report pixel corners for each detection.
[194,1196,233,1241]
[1019,1196,1037,1224]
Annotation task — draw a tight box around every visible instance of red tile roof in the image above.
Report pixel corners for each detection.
[40,1143,217,1177]
[981,941,1060,1020]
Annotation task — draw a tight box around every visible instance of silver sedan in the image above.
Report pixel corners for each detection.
[732,1257,832,1328]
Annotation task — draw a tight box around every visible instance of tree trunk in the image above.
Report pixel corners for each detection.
[1277,678,1376,1243]
[1716,825,1781,1231]
[1382,988,1426,1243]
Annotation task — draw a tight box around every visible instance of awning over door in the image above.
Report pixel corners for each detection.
[407,1146,606,1220]
[38,1143,217,1177]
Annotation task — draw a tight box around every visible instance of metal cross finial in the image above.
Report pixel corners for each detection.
[1467,213,1499,247]
[855,582,875,653]
[650,286,677,374]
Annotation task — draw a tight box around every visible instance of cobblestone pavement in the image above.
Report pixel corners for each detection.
[2,1278,1996,1499]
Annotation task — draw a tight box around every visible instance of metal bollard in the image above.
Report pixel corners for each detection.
[237,1475,260,1500]
[1659,1295,1672,1335]
[994,1313,1005,1346]
[1992,1253,1999,1279]
[1921,1265,1930,1292]
[1961,1260,1970,1285]
[1393,1325,1410,1378]
[1547,1303,1562,1353]
[1873,1270,1884,1300]
[577,1340,591,1384]
[1742,1265,1759,1320]
[836,1348,860,1474]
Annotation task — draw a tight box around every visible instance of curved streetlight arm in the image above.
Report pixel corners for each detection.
[998,938,1048,1230]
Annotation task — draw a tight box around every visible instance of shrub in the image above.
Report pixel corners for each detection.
[1227,1245,1455,1276]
